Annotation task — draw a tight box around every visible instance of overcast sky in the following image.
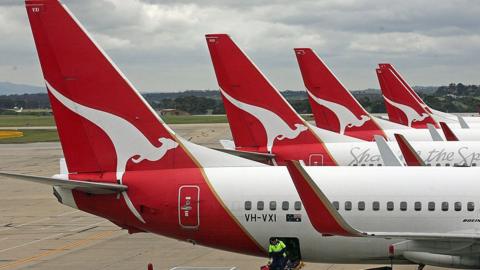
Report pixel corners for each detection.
[1,0,480,92]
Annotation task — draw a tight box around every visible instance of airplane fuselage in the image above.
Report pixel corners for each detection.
[55,166,480,265]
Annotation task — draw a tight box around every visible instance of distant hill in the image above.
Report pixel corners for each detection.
[0,82,46,95]
[0,81,478,114]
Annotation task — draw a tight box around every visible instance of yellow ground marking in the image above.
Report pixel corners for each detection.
[0,131,23,139]
[0,230,117,270]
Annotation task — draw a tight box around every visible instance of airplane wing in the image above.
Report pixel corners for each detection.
[0,172,127,195]
[393,134,425,166]
[285,160,480,241]
[219,139,236,150]
[439,122,459,141]
[373,135,403,166]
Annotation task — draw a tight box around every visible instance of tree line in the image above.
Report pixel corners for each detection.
[0,83,479,115]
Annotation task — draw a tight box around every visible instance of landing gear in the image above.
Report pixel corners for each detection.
[417,264,425,270]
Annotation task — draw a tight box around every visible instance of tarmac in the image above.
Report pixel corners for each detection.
[0,123,430,270]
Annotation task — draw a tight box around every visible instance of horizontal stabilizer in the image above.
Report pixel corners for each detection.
[374,135,403,166]
[439,122,459,141]
[426,124,443,141]
[212,148,275,164]
[394,134,425,166]
[0,172,127,195]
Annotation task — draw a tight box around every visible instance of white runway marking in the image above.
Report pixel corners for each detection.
[0,210,79,232]
[0,233,63,254]
[0,219,109,254]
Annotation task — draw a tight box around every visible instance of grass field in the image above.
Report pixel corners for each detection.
[0,129,59,144]
[0,115,55,127]
[0,114,315,144]
[0,114,314,127]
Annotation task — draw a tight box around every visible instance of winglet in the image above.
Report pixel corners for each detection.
[394,134,425,166]
[439,122,459,141]
[285,160,363,237]
[373,135,403,166]
[426,123,444,141]
[457,115,470,129]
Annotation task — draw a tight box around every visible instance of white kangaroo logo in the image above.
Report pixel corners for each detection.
[221,89,307,152]
[383,96,430,127]
[46,81,178,223]
[307,91,370,134]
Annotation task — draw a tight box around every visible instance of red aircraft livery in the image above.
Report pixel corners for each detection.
[376,65,438,129]
[294,48,386,141]
[206,34,338,165]
[26,0,264,255]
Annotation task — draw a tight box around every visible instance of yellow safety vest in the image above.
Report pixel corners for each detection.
[269,241,286,256]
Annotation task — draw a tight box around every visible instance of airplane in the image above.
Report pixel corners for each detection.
[286,160,480,269]
[293,48,480,140]
[10,1,480,269]
[377,63,480,128]
[206,35,480,166]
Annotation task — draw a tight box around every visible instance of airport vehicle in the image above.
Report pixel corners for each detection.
[294,48,480,140]
[9,1,480,269]
[206,35,480,166]
[377,63,480,128]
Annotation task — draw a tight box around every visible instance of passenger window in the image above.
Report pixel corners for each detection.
[428,202,435,211]
[333,201,339,210]
[294,201,302,211]
[468,202,475,211]
[400,201,407,211]
[269,201,276,211]
[414,201,422,211]
[345,201,352,211]
[282,201,289,211]
[245,201,252,211]
[454,202,462,211]
[441,202,449,211]
[372,201,380,211]
[257,201,264,211]
[358,201,365,211]
[387,201,394,211]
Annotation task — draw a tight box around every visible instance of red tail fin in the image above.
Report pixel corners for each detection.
[439,122,459,141]
[294,48,385,141]
[26,0,195,174]
[378,63,431,113]
[206,35,335,164]
[377,67,438,129]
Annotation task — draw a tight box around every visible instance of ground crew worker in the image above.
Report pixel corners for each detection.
[268,238,287,270]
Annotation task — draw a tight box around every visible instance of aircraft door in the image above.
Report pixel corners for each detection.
[178,185,200,229]
[308,154,324,166]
